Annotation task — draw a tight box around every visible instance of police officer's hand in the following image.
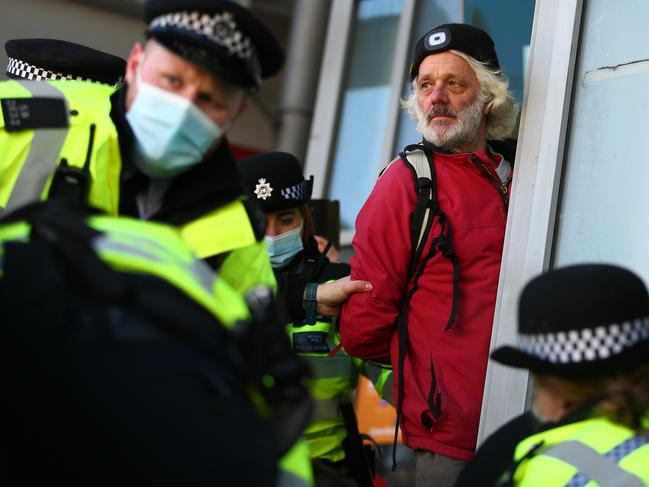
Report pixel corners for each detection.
[313,276,372,317]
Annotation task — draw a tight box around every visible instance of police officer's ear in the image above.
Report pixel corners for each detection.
[124,42,145,87]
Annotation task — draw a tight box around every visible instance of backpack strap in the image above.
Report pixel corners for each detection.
[399,142,460,328]
[402,148,435,276]
[390,143,461,470]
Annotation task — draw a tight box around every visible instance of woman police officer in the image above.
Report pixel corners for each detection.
[456,264,649,486]
[239,152,385,487]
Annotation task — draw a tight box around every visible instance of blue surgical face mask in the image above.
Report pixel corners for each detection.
[126,81,226,178]
[265,225,304,269]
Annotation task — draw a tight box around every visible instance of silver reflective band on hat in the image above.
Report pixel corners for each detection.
[280,180,307,201]
[6,57,123,86]
[517,316,649,364]
[149,11,261,83]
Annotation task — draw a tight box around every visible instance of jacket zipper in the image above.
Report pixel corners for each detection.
[422,359,443,431]
[471,155,509,212]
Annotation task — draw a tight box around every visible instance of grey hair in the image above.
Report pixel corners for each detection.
[401,49,519,141]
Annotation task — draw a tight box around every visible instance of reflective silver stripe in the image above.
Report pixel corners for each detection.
[276,470,310,487]
[95,227,216,291]
[542,441,645,487]
[5,81,69,215]
[307,354,355,379]
[93,234,216,297]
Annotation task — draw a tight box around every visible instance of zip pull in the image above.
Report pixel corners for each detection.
[470,155,509,211]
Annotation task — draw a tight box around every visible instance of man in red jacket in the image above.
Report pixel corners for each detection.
[340,23,519,487]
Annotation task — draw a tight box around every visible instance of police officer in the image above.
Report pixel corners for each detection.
[459,264,649,486]
[0,3,315,481]
[0,200,283,486]
[240,152,389,487]
[5,38,126,85]
[0,0,282,298]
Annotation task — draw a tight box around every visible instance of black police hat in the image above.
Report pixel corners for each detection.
[491,264,649,378]
[5,39,126,86]
[409,23,500,82]
[239,152,313,213]
[144,0,284,90]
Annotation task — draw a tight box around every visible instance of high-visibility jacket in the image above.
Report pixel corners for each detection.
[0,79,121,216]
[291,318,393,463]
[186,202,277,294]
[0,78,275,296]
[0,212,250,328]
[281,245,392,464]
[512,416,649,486]
[290,316,360,462]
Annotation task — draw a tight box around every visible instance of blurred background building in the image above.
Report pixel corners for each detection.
[3,0,648,484]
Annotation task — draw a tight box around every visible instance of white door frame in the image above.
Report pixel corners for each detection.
[477,0,585,443]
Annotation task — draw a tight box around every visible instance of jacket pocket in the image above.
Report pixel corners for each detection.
[421,354,444,431]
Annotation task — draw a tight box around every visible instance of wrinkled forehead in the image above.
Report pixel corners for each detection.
[417,51,477,81]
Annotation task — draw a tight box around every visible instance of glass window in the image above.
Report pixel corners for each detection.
[464,0,536,103]
[552,0,649,282]
[326,0,403,229]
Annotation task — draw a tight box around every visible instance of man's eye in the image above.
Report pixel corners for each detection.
[163,75,181,86]
[198,94,225,110]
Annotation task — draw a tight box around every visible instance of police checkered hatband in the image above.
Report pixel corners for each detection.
[149,11,261,84]
[280,181,307,201]
[518,316,649,364]
[6,57,123,86]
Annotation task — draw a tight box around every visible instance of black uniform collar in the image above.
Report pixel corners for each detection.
[110,85,245,225]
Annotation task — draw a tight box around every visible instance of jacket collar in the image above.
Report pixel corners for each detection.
[421,138,516,162]
[421,138,514,184]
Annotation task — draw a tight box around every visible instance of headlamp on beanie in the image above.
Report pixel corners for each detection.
[409,23,501,82]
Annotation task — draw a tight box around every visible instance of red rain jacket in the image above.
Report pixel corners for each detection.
[341,143,510,461]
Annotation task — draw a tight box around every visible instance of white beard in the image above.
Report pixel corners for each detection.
[415,93,487,151]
